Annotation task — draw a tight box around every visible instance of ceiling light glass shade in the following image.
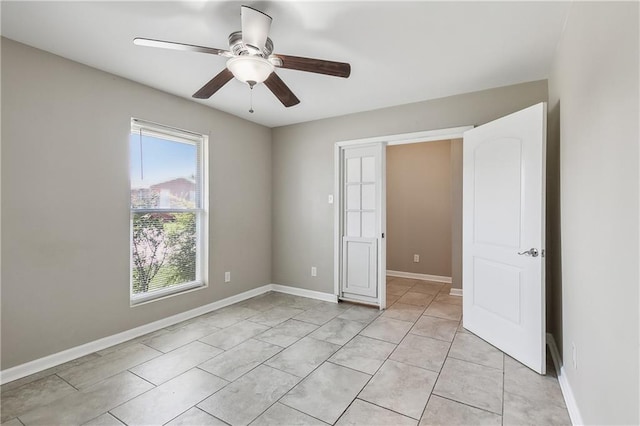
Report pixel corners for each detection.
[226,56,274,84]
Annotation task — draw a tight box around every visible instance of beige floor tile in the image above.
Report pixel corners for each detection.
[165,407,226,426]
[387,286,410,296]
[409,282,443,296]
[309,318,366,346]
[57,343,161,389]
[1,353,102,394]
[361,317,413,344]
[504,355,566,408]
[97,329,169,355]
[433,358,503,414]
[390,334,450,372]
[456,321,471,334]
[448,332,503,370]
[420,395,502,426]
[238,293,283,312]
[337,305,382,323]
[19,372,153,426]
[434,293,463,306]
[1,419,23,426]
[130,341,222,385]
[359,359,437,420]
[198,365,299,425]
[254,319,318,347]
[336,399,417,426]
[388,278,416,288]
[385,294,401,306]
[439,283,453,294]
[265,336,340,377]
[250,402,326,426]
[398,292,435,307]
[7,290,573,426]
[276,295,325,311]
[248,306,305,327]
[199,306,262,328]
[293,308,340,325]
[110,369,227,426]
[382,303,425,322]
[424,302,462,321]
[141,320,222,353]
[198,320,270,350]
[280,362,370,424]
[410,316,458,342]
[198,339,282,381]
[83,413,125,425]
[1,375,77,423]
[329,335,396,375]
[503,391,571,425]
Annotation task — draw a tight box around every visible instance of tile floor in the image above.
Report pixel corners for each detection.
[1,277,571,425]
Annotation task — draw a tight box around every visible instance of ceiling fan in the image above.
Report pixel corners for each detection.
[134,5,351,109]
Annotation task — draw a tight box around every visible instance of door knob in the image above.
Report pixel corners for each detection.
[518,248,539,257]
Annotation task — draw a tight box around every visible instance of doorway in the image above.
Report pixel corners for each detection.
[385,139,463,305]
[334,103,547,374]
[333,127,472,309]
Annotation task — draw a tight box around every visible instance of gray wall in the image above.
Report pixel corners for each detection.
[272,80,548,294]
[386,140,452,277]
[549,2,639,424]
[1,39,273,369]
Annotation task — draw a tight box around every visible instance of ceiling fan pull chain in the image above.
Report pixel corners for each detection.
[249,81,255,113]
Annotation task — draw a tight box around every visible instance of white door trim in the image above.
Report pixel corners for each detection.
[334,126,474,309]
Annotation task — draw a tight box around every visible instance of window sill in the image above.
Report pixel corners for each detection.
[130,280,206,307]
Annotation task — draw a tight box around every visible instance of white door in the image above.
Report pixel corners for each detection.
[463,102,546,374]
[340,144,384,306]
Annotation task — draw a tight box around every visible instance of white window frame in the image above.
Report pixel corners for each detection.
[129,118,208,305]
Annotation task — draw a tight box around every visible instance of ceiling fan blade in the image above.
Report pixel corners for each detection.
[241,5,272,51]
[193,68,234,99]
[271,54,351,78]
[264,73,300,107]
[134,37,229,56]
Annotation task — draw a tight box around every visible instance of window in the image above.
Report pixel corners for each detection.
[129,118,207,304]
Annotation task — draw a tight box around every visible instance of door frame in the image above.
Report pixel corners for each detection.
[334,126,474,309]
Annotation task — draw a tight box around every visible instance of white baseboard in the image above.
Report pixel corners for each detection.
[270,284,338,303]
[1,284,281,385]
[546,333,583,426]
[387,270,452,283]
[449,288,463,297]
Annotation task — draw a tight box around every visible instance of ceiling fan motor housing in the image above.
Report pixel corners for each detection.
[228,31,274,57]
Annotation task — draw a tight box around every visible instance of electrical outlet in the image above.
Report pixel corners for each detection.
[413,254,420,263]
[311,266,317,277]
[224,271,231,283]
[572,343,577,369]
[328,194,334,204]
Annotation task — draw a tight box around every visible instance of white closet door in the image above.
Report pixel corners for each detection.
[341,144,382,301]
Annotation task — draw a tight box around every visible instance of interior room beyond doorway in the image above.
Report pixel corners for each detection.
[385,139,463,296]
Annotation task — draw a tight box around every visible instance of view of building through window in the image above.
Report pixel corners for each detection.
[129,124,204,300]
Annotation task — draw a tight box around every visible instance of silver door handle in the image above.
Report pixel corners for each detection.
[518,248,539,257]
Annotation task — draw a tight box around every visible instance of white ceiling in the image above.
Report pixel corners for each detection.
[1,1,570,128]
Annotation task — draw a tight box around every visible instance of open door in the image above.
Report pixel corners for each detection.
[338,143,385,308]
[463,102,546,374]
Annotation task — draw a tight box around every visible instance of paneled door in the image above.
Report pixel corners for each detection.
[340,144,383,305]
[463,102,546,374]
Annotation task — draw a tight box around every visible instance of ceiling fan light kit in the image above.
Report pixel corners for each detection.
[134,5,351,109]
[226,56,274,85]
